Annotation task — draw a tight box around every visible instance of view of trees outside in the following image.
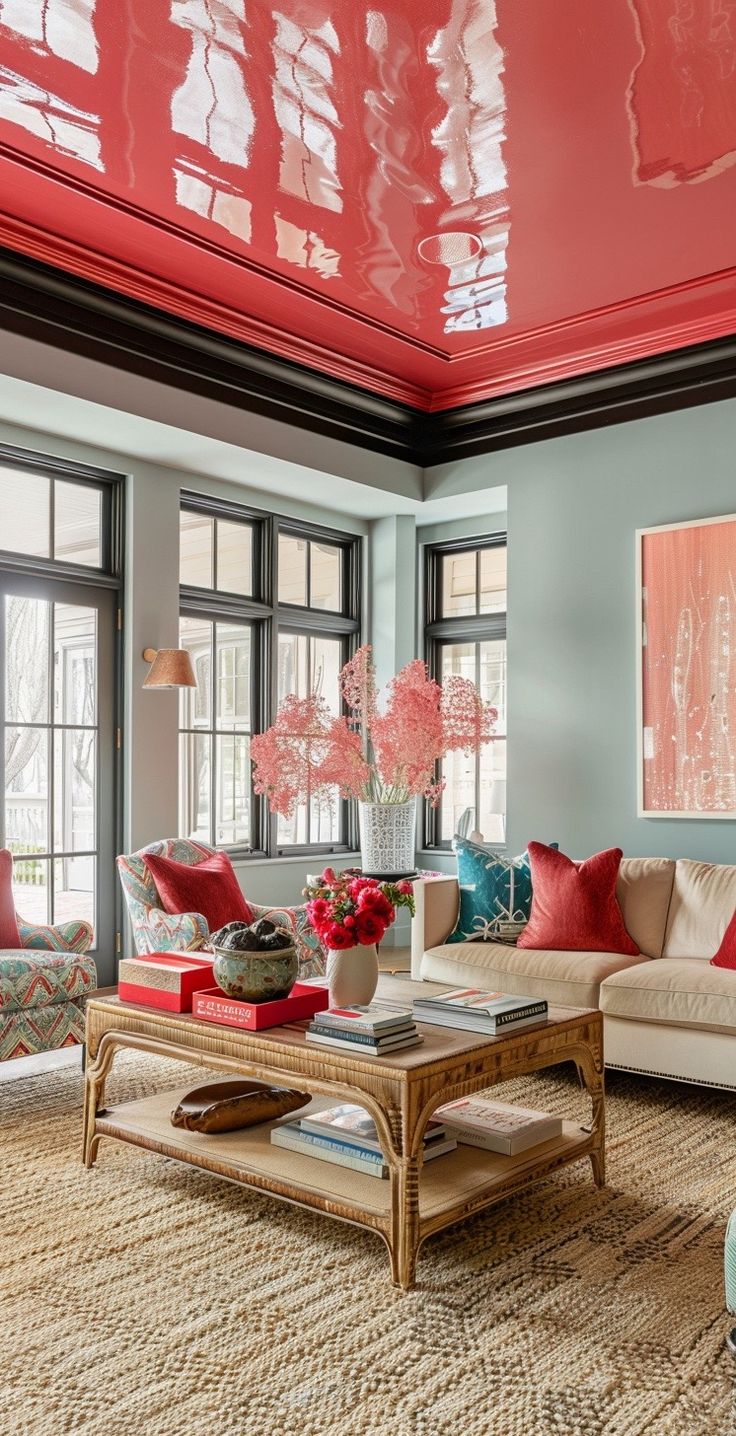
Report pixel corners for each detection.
[5,595,96,932]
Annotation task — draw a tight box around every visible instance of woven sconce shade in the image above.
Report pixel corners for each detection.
[143,648,196,689]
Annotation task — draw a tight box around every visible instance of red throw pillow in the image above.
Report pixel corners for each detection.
[517,843,639,955]
[0,848,21,947]
[711,911,736,969]
[143,851,253,935]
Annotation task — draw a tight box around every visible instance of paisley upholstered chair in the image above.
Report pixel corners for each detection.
[117,838,325,978]
[0,915,95,1061]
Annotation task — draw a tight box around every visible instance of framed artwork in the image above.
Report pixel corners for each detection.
[637,513,736,818]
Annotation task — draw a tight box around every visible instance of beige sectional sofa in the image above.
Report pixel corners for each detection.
[412,858,736,1091]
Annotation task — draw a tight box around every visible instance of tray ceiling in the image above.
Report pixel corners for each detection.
[0,0,734,411]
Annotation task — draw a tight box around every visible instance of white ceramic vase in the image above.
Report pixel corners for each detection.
[358,799,416,876]
[325,944,379,1008]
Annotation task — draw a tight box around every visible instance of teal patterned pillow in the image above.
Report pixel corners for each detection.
[447,837,556,944]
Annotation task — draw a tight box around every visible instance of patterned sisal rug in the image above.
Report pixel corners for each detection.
[1,1052,735,1436]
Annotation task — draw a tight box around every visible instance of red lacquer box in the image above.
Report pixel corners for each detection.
[118,953,216,1012]
[193,982,330,1031]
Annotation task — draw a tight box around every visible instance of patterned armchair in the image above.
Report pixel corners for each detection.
[117,839,325,979]
[0,917,96,1062]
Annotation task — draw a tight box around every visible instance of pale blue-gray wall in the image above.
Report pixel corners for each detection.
[479,397,736,862]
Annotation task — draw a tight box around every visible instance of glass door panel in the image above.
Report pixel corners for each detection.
[0,574,115,976]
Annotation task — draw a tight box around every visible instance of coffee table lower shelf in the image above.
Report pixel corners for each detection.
[94,1087,594,1252]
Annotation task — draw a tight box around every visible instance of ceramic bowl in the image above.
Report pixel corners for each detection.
[211,945,299,1003]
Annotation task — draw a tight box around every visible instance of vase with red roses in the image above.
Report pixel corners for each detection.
[303,867,415,1007]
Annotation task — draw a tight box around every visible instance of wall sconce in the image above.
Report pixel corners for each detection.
[142,648,197,689]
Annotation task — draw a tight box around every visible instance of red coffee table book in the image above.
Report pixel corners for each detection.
[118,953,216,1012]
[193,982,329,1031]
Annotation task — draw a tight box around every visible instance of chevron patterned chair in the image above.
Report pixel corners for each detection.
[117,838,326,979]
[0,916,95,1062]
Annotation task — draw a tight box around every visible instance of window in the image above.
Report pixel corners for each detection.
[424,537,507,848]
[178,498,361,856]
[0,447,122,982]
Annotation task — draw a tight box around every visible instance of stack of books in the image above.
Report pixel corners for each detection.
[413,987,548,1035]
[305,1004,423,1056]
[435,1096,562,1155]
[271,1102,457,1178]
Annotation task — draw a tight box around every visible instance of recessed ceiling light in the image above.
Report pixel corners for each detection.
[417,231,482,265]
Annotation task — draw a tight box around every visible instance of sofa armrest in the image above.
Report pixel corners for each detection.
[411,877,459,980]
[18,918,93,953]
[138,909,209,953]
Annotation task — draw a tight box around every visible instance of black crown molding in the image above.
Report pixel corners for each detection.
[0,247,734,469]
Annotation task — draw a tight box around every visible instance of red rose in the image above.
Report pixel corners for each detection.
[321,867,338,885]
[359,890,394,924]
[397,880,413,896]
[355,911,385,945]
[348,878,372,900]
[307,898,330,927]
[325,922,353,950]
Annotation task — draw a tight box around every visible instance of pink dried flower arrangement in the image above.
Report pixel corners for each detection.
[251,645,497,814]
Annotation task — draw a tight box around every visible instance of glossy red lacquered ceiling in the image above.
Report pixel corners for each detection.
[0,1,734,411]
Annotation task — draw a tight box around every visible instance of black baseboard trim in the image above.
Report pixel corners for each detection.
[0,247,734,467]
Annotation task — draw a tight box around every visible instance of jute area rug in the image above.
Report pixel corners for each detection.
[2,1052,735,1436]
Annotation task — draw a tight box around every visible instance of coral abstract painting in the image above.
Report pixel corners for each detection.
[639,514,736,816]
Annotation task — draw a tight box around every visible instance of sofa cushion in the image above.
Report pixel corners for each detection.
[420,941,647,1010]
[616,857,675,959]
[446,840,538,944]
[0,849,21,948]
[663,859,736,959]
[600,958,736,1035]
[143,850,253,933]
[0,950,97,1013]
[518,845,638,955]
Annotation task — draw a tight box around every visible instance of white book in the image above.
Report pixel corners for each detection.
[435,1097,562,1155]
[315,1004,414,1034]
[305,1029,423,1056]
[270,1125,388,1178]
[299,1102,446,1152]
[416,1010,546,1036]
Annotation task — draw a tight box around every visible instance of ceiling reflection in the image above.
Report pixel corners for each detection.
[629,0,736,185]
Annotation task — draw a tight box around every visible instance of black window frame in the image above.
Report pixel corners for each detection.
[423,532,507,851]
[0,441,125,976]
[179,493,362,860]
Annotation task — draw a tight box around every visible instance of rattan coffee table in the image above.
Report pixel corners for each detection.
[82,977,605,1289]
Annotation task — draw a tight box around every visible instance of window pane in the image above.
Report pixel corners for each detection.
[0,469,50,557]
[278,533,307,605]
[278,631,307,702]
[179,731,211,842]
[310,542,341,611]
[441,550,477,617]
[5,727,48,856]
[216,624,251,730]
[54,482,102,567]
[277,631,342,845]
[54,854,94,935]
[13,856,49,925]
[217,520,253,596]
[215,733,250,846]
[54,730,96,853]
[180,616,212,728]
[180,511,214,588]
[5,595,50,723]
[440,643,476,843]
[479,546,507,614]
[438,639,507,844]
[54,604,97,725]
[478,639,506,842]
[311,634,341,712]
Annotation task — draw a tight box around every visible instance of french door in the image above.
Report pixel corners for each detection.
[0,571,117,982]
